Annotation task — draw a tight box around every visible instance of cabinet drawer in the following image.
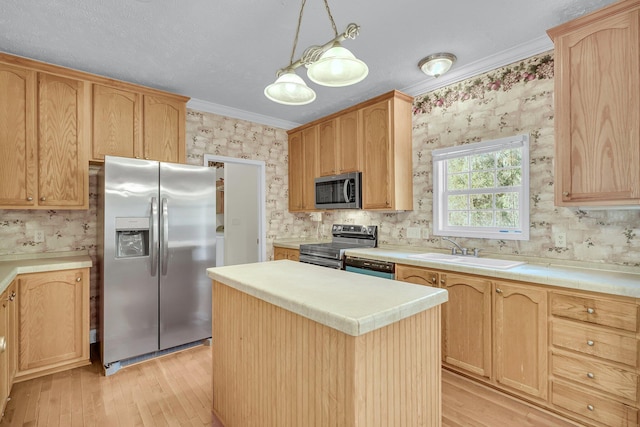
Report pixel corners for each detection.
[552,353,638,402]
[551,321,637,367]
[552,382,638,427]
[395,265,438,287]
[551,293,637,332]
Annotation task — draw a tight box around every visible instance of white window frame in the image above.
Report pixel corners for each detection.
[432,134,530,241]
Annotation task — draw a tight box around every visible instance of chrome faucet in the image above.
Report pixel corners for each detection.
[442,237,481,257]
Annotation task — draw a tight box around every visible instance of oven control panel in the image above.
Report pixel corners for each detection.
[332,224,377,239]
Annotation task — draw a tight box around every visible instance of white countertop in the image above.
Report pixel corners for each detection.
[0,251,93,294]
[345,247,640,298]
[207,260,448,337]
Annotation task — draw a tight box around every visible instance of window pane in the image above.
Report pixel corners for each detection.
[470,193,493,209]
[497,168,521,186]
[448,194,468,210]
[497,148,521,168]
[497,211,519,227]
[471,153,495,171]
[447,157,468,173]
[495,192,519,209]
[448,173,469,190]
[448,211,469,226]
[471,171,494,188]
[470,211,493,227]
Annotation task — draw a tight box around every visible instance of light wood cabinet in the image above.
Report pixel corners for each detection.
[142,95,186,163]
[494,281,547,400]
[395,264,439,287]
[16,268,90,381]
[361,92,413,210]
[288,127,318,212]
[318,118,338,176]
[441,272,493,379]
[92,84,141,161]
[273,246,299,262]
[317,111,361,177]
[5,282,16,388]
[547,0,640,206]
[0,288,8,416]
[0,64,88,209]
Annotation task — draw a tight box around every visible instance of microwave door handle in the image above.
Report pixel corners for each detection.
[343,180,350,202]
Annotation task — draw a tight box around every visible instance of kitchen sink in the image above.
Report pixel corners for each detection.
[407,253,526,269]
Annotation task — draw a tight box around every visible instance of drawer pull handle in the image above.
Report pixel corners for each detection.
[587,404,594,411]
[587,307,595,314]
[587,372,595,379]
[496,288,503,294]
[587,340,594,346]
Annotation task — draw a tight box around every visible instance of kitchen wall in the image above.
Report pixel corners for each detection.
[315,51,640,267]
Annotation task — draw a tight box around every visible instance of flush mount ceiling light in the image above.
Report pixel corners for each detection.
[418,53,457,78]
[264,0,368,105]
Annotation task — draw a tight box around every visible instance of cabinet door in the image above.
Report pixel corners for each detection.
[361,99,392,209]
[301,126,319,211]
[442,273,492,378]
[395,264,439,287]
[286,249,299,262]
[494,281,547,400]
[553,9,640,205]
[6,281,17,385]
[318,119,338,176]
[274,247,288,260]
[0,64,36,208]
[37,73,88,208]
[0,289,8,415]
[143,95,185,163]
[288,131,304,212]
[18,269,89,373]
[92,84,141,161]
[337,110,360,174]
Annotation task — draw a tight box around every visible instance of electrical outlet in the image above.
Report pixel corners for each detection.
[422,228,430,239]
[555,232,566,248]
[407,227,421,239]
[34,230,45,243]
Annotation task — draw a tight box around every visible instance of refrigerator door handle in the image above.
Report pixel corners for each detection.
[150,197,159,277]
[161,197,169,276]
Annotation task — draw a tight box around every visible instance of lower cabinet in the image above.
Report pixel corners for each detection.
[274,246,300,262]
[396,262,640,426]
[0,281,17,416]
[15,268,90,382]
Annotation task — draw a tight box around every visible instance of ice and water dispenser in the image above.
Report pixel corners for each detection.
[115,217,150,258]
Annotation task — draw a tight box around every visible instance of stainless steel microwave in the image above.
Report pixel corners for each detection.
[315,172,362,209]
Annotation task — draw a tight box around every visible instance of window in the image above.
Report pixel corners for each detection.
[432,134,529,240]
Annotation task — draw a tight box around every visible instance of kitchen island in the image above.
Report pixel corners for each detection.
[207,260,448,427]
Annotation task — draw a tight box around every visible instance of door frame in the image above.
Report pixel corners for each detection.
[203,154,266,262]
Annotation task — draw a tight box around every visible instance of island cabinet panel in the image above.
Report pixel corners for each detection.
[212,281,441,427]
[548,0,640,206]
[15,268,90,382]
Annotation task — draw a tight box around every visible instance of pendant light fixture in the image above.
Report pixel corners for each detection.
[264,0,368,105]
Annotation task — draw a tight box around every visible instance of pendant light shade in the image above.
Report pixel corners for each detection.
[264,71,316,105]
[307,43,368,87]
[419,53,457,78]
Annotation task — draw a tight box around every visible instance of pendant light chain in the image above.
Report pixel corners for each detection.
[289,0,308,67]
[323,0,338,38]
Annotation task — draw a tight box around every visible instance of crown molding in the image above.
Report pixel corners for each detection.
[187,98,301,130]
[401,35,554,97]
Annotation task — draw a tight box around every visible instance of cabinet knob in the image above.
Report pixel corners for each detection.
[27,196,33,201]
[440,279,445,285]
[587,372,595,379]
[0,337,5,353]
[135,156,140,159]
[40,196,46,201]
[587,340,594,346]
[496,288,503,294]
[76,277,81,282]
[431,276,437,284]
[587,307,595,314]
[562,191,570,197]
[587,404,594,412]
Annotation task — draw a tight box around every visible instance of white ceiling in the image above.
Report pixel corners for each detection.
[0,0,616,129]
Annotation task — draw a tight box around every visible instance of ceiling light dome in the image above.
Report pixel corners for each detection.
[419,53,457,78]
[264,71,316,105]
[307,42,369,87]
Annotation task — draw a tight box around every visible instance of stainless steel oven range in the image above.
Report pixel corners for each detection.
[299,224,377,269]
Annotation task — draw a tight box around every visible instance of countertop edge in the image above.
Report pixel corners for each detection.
[0,255,93,295]
[207,262,448,337]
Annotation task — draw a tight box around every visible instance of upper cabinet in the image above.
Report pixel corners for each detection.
[547,0,640,206]
[92,87,186,163]
[287,90,413,212]
[0,63,88,210]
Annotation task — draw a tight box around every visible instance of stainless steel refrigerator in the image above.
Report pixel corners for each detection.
[98,156,215,373]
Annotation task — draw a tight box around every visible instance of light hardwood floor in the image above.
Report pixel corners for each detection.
[0,345,579,426]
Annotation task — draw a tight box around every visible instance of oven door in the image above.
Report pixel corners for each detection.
[315,172,361,209]
[299,253,343,269]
